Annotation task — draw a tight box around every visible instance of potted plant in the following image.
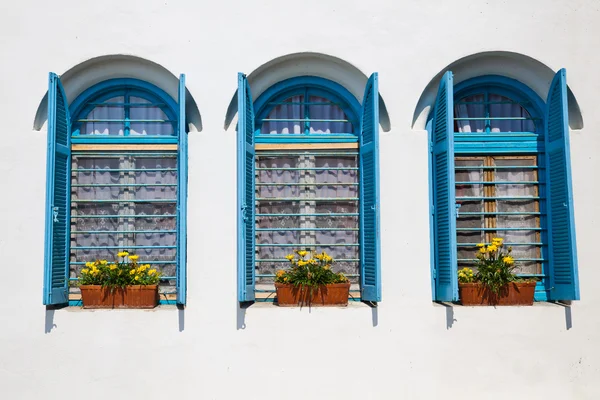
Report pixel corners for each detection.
[458,237,536,306]
[78,252,161,309]
[274,250,350,307]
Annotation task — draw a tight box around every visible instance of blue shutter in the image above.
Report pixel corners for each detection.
[176,74,188,305]
[544,69,580,301]
[43,73,71,305]
[237,73,255,302]
[431,71,458,302]
[359,73,381,302]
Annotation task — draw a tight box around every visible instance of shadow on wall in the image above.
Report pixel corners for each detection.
[411,51,584,131]
[32,54,202,133]
[223,52,391,132]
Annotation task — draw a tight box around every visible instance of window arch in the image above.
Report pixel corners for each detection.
[43,74,188,306]
[237,73,381,303]
[69,79,179,141]
[428,71,579,303]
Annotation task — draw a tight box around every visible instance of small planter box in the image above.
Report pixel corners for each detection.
[459,281,536,306]
[80,285,159,309]
[275,283,350,307]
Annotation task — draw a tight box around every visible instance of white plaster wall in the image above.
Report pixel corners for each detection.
[1,0,599,399]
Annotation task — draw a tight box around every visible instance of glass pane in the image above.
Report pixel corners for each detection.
[129,96,174,136]
[454,94,486,133]
[455,158,484,266]
[70,153,178,296]
[260,95,305,134]
[81,96,125,136]
[308,96,353,134]
[255,153,359,286]
[488,94,535,133]
[494,157,540,274]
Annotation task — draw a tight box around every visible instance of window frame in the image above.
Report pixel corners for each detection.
[429,74,555,302]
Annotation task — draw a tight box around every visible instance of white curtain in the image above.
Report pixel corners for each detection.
[260,95,353,135]
[83,97,173,136]
[71,156,178,285]
[454,94,535,133]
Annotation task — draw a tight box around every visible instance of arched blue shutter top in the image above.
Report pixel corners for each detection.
[237,73,256,302]
[359,73,381,302]
[177,74,188,305]
[43,72,71,305]
[544,69,580,301]
[432,71,458,302]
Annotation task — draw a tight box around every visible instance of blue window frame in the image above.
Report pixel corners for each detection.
[237,74,382,303]
[429,71,579,302]
[43,74,188,306]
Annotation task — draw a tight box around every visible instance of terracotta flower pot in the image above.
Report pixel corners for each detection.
[80,285,158,309]
[459,281,536,306]
[274,283,350,307]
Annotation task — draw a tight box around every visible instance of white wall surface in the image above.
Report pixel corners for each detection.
[1,0,599,399]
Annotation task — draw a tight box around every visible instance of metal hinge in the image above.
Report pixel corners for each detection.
[433,268,437,279]
[430,204,435,215]
[429,142,433,153]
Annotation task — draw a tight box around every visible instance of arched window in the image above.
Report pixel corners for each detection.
[429,71,579,302]
[237,75,381,303]
[43,75,188,306]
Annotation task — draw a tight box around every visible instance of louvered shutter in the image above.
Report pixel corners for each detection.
[359,73,382,302]
[431,71,458,302]
[176,74,188,305]
[43,73,71,305]
[237,73,256,302]
[544,69,580,301]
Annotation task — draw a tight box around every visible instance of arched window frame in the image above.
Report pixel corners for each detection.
[237,73,382,304]
[43,74,188,306]
[253,76,361,143]
[69,78,179,144]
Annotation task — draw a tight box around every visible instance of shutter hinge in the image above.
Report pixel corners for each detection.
[433,268,437,279]
[429,141,433,153]
[430,204,435,215]
[52,207,59,223]
[455,203,461,219]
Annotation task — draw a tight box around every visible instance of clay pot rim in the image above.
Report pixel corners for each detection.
[458,281,537,288]
[79,284,158,289]
[274,282,351,288]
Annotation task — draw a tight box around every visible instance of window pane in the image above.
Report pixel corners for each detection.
[454,94,486,133]
[129,96,174,136]
[308,96,353,134]
[494,157,540,274]
[260,95,305,134]
[488,94,535,133]
[70,153,178,296]
[255,152,359,291]
[455,158,485,267]
[454,93,536,133]
[81,96,125,136]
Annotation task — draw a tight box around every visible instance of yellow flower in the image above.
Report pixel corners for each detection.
[135,275,140,281]
[297,260,308,267]
[109,264,117,270]
[476,243,485,248]
[284,277,289,282]
[479,247,487,254]
[296,250,307,258]
[324,255,333,262]
[148,269,157,275]
[492,237,504,244]
[81,268,89,274]
[324,265,330,270]
[315,253,325,261]
[129,269,136,275]
[100,260,108,265]
[487,245,498,252]
[308,259,318,265]
[285,254,295,261]
[276,270,285,277]
[117,251,129,258]
[129,255,139,261]
[503,256,514,265]
[85,262,94,268]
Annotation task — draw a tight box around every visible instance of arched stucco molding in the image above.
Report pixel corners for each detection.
[412,51,583,131]
[33,54,202,132]
[224,52,391,132]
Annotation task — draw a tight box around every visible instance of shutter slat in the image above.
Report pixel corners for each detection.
[43,73,71,305]
[359,73,381,302]
[238,73,256,302]
[432,71,458,301]
[545,69,579,300]
[176,74,188,305]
